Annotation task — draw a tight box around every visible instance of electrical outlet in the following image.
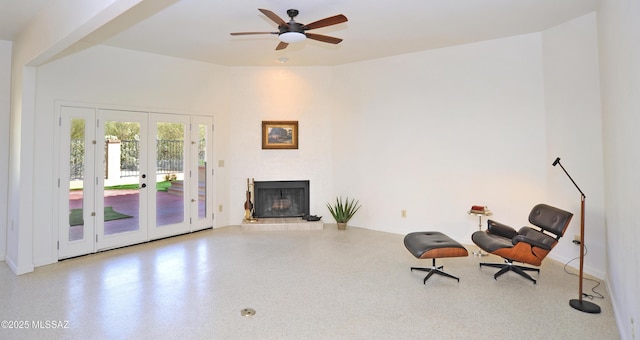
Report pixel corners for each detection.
[573,234,581,244]
[401,210,407,218]
[218,205,223,212]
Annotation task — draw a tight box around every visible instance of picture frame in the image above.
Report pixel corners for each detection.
[262,121,299,149]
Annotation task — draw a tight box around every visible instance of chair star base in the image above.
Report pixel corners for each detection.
[479,260,539,284]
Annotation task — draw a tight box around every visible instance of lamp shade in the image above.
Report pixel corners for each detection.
[279,32,306,43]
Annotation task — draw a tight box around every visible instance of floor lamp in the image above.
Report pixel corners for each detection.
[552,157,601,314]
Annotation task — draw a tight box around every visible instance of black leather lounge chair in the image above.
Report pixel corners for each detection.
[471,203,573,284]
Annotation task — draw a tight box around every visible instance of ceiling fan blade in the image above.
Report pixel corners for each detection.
[259,8,287,27]
[275,41,289,50]
[305,33,343,44]
[303,14,347,30]
[230,32,276,36]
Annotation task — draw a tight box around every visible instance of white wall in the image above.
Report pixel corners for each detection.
[34,45,229,265]
[0,40,11,261]
[34,48,338,264]
[6,0,143,274]
[226,67,334,223]
[597,1,640,338]
[332,33,547,244]
[35,33,552,256]
[542,13,606,277]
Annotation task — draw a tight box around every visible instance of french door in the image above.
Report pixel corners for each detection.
[58,106,213,259]
[96,109,149,250]
[148,113,190,239]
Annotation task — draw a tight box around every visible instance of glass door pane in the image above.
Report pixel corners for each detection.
[191,116,213,231]
[59,106,96,259]
[69,118,86,241]
[197,123,207,220]
[156,121,185,226]
[103,129,140,235]
[148,113,190,239]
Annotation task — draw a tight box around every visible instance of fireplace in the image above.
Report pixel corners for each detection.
[253,180,310,218]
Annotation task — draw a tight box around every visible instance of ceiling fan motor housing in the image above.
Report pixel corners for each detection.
[280,22,304,34]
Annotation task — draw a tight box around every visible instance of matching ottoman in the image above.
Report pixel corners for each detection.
[404,231,469,284]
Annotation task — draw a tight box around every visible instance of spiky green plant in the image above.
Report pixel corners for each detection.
[326,197,361,223]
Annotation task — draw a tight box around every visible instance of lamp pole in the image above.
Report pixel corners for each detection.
[552,157,600,314]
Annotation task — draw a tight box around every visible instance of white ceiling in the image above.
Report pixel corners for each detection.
[1,0,596,66]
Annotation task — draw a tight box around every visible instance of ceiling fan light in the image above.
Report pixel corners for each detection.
[279,32,306,43]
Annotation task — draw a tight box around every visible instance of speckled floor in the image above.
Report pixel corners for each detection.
[0,226,619,339]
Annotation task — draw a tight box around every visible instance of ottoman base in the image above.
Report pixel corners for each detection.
[404,231,469,284]
[411,258,462,283]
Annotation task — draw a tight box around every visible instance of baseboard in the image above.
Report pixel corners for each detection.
[548,252,604,279]
[3,253,34,275]
[33,256,57,268]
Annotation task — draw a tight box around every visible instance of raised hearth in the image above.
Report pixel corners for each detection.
[241,217,324,231]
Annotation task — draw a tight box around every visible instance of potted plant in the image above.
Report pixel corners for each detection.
[326,196,361,230]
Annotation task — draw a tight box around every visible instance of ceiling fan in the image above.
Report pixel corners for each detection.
[230,8,348,50]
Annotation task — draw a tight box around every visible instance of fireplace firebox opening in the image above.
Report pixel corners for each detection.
[253,180,310,218]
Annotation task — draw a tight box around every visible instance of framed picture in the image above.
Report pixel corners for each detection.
[262,121,299,149]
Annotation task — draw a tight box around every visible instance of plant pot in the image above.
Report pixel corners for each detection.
[337,222,347,230]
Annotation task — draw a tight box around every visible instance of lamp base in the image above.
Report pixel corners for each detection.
[569,299,601,314]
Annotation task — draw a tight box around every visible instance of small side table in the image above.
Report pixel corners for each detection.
[468,208,492,256]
